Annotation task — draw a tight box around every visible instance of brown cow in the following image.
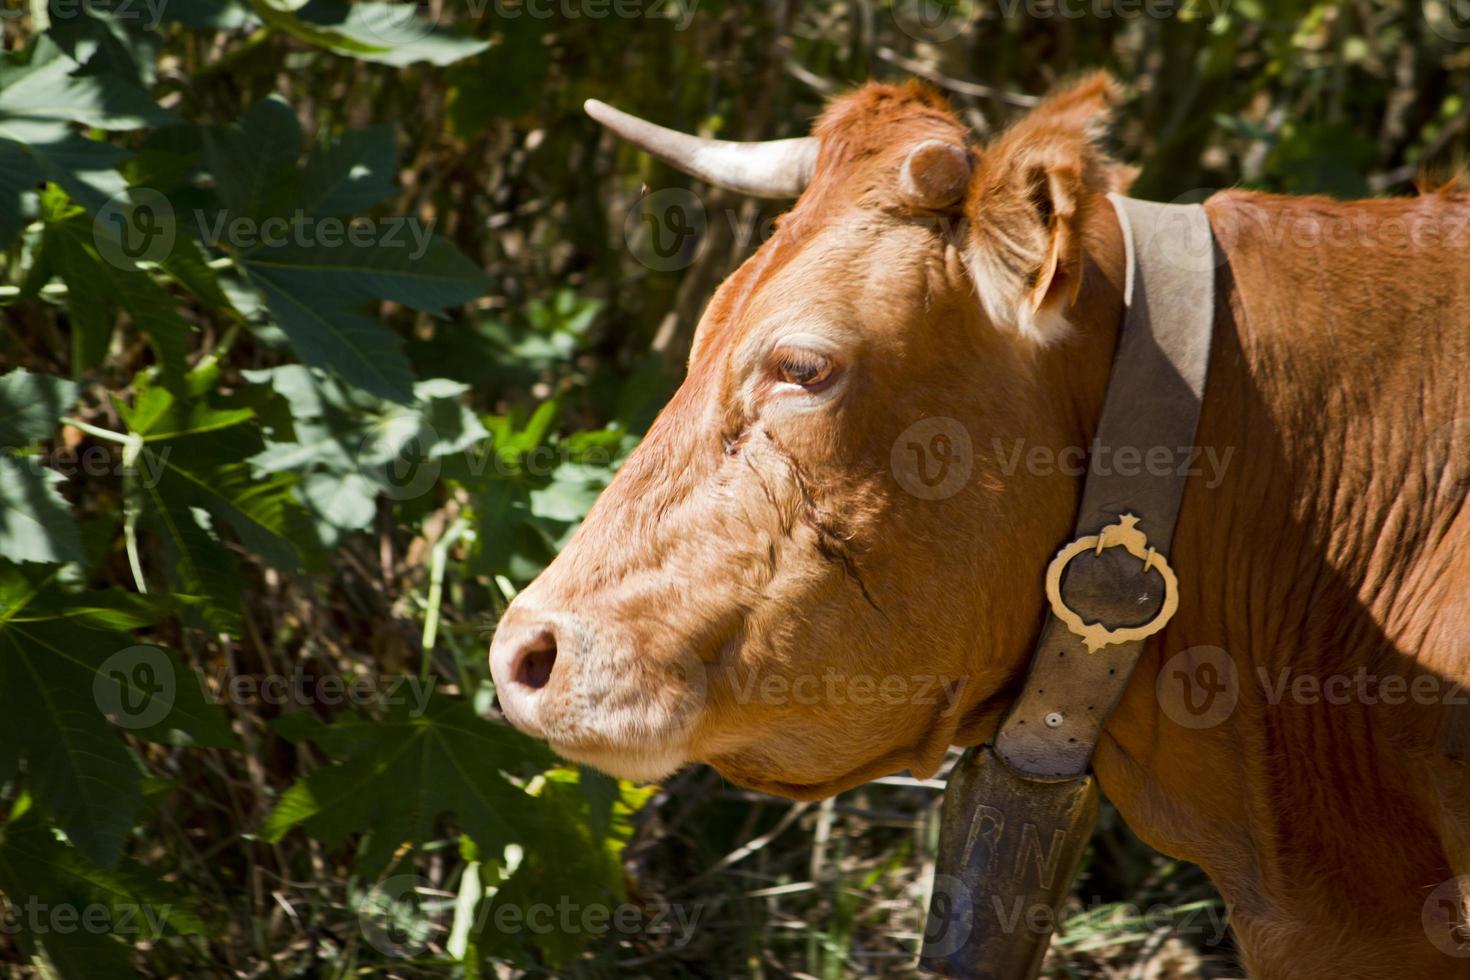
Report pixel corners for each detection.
[490,74,1470,977]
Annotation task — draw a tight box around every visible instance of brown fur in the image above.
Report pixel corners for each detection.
[490,76,1470,977]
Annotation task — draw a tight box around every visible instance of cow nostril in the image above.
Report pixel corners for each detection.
[514,632,557,690]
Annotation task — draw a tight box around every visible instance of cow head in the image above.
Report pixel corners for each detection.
[490,75,1133,799]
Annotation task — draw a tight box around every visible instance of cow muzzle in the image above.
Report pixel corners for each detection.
[489,603,704,781]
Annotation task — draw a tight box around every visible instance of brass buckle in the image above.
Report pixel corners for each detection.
[1044,514,1179,653]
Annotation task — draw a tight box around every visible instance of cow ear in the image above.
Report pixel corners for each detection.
[966,72,1126,344]
[899,140,972,210]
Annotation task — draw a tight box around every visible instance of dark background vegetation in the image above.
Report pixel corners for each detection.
[0,0,1467,975]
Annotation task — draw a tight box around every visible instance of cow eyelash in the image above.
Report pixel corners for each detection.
[772,349,836,390]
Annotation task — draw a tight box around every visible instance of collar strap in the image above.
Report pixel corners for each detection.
[921,196,1217,978]
[996,194,1216,777]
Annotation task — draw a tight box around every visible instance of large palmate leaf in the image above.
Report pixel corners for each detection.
[238,238,486,403]
[0,36,172,245]
[0,368,79,450]
[472,770,653,967]
[262,694,557,875]
[0,564,235,866]
[0,37,174,143]
[116,382,318,631]
[254,0,490,67]
[0,459,84,564]
[0,810,206,980]
[201,99,488,402]
[41,196,194,378]
[0,369,83,564]
[248,365,487,542]
[199,96,304,226]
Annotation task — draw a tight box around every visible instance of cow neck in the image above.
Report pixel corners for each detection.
[993,194,1219,777]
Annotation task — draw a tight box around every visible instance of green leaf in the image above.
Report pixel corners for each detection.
[200,95,302,223]
[198,105,486,401]
[299,125,397,217]
[247,281,414,403]
[475,769,652,966]
[0,565,145,865]
[114,379,255,442]
[0,369,79,449]
[262,694,556,876]
[238,236,487,403]
[0,37,174,144]
[262,0,490,66]
[110,383,315,629]
[133,428,314,630]
[0,458,84,564]
[0,812,203,979]
[41,208,194,380]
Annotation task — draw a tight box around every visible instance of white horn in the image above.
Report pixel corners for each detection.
[585,99,817,199]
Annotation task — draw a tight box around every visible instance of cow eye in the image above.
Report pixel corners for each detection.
[772,348,836,390]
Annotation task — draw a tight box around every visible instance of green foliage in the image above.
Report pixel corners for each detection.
[0,1,645,974]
